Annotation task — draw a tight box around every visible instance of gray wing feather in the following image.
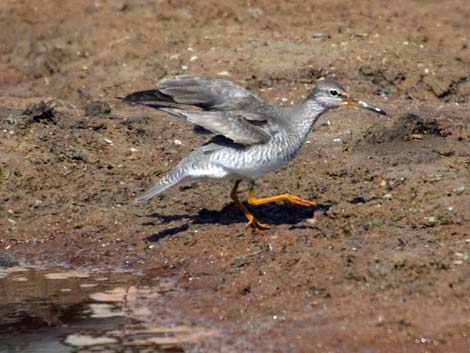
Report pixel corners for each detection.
[157,76,261,111]
[123,76,279,146]
[160,107,271,145]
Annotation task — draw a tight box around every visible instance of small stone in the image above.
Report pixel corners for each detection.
[22,101,56,123]
[174,139,182,145]
[306,218,317,225]
[408,133,423,140]
[453,186,465,195]
[383,193,392,199]
[34,199,43,208]
[423,216,436,227]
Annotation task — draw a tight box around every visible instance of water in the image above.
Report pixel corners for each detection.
[0,265,218,353]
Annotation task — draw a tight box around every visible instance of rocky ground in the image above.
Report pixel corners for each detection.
[0,0,469,352]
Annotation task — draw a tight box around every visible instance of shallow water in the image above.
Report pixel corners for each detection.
[0,266,137,352]
[0,265,218,353]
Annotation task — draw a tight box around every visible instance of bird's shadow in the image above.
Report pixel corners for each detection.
[144,202,332,242]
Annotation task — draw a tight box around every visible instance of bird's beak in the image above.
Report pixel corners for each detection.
[344,98,387,116]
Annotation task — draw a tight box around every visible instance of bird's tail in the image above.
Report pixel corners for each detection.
[136,166,187,203]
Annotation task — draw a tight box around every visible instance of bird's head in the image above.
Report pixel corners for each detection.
[307,79,387,115]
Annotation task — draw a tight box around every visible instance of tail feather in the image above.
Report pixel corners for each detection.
[136,167,187,202]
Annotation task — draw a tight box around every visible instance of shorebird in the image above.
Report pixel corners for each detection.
[123,76,386,235]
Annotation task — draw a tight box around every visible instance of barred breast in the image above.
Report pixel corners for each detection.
[211,129,306,180]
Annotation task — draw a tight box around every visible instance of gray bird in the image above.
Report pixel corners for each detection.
[122,76,386,235]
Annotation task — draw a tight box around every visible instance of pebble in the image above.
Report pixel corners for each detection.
[453,186,465,195]
[423,216,436,227]
[306,218,317,225]
[383,193,392,199]
[174,139,182,145]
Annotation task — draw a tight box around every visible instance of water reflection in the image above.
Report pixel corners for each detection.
[0,266,218,353]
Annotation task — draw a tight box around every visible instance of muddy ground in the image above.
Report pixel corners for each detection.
[1,0,469,352]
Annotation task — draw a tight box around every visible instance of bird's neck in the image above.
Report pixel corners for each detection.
[286,99,328,137]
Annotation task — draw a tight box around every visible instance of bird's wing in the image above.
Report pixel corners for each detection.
[122,76,266,112]
[159,107,272,145]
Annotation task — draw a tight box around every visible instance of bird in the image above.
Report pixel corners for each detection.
[122,76,386,235]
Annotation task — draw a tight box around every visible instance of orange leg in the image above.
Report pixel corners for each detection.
[247,186,316,207]
[230,180,270,235]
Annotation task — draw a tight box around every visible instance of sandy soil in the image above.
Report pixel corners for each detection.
[1,0,469,351]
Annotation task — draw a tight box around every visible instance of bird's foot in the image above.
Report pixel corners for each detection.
[247,191,316,208]
[283,194,316,207]
[245,215,270,236]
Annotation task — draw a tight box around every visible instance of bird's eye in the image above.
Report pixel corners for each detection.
[329,89,338,96]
